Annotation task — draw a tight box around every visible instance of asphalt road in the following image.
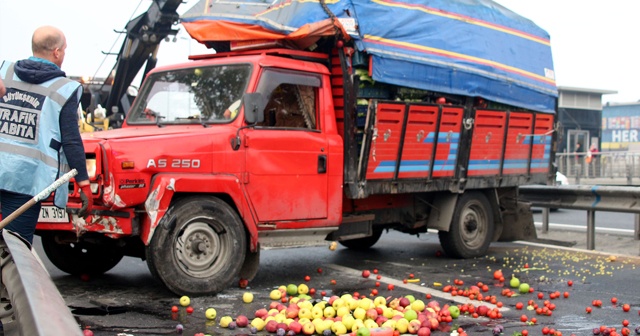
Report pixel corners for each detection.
[33,229,640,336]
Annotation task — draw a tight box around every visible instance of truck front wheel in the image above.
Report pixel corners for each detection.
[41,234,124,275]
[438,192,494,258]
[146,196,246,296]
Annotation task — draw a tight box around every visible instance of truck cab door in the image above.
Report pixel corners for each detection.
[243,69,329,223]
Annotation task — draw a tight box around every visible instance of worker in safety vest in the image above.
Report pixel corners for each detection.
[0,26,92,246]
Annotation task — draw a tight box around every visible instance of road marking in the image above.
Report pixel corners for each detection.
[534,222,635,236]
[325,263,507,311]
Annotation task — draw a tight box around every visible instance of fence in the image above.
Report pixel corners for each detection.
[556,151,640,184]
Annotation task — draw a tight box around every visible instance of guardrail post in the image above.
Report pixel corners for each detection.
[635,214,640,240]
[575,164,582,185]
[626,163,633,185]
[586,210,596,250]
[542,208,549,233]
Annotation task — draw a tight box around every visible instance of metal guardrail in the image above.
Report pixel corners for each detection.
[519,184,640,250]
[0,230,82,335]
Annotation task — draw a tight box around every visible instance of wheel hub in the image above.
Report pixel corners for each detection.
[176,222,222,275]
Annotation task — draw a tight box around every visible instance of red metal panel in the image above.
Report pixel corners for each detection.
[398,105,439,178]
[468,110,507,176]
[531,113,554,173]
[503,112,533,175]
[366,103,406,180]
[245,130,329,221]
[432,107,464,177]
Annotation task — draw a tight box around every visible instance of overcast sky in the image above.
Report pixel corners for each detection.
[1,0,637,104]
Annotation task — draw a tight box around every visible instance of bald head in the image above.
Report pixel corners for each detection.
[32,26,67,67]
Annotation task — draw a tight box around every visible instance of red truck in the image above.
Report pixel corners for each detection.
[35,1,558,295]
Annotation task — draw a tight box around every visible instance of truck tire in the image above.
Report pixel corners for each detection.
[438,192,494,258]
[339,229,383,250]
[41,234,124,275]
[146,196,246,296]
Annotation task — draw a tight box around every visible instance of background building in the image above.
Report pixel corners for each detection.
[602,102,640,151]
[557,86,616,154]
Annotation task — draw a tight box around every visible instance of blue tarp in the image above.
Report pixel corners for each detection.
[182,0,558,113]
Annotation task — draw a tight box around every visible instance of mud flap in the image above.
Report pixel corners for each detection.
[498,201,537,241]
[238,244,260,281]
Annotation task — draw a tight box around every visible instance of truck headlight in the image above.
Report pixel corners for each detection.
[86,158,97,179]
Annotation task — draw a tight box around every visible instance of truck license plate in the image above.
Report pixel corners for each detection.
[38,206,69,223]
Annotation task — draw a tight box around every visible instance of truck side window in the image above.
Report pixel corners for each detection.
[259,84,316,129]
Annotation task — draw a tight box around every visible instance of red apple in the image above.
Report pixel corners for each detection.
[366,308,378,321]
[427,318,439,330]
[362,270,371,278]
[265,320,279,333]
[239,278,249,288]
[255,308,268,319]
[286,306,299,319]
[375,316,388,326]
[236,315,249,328]
[276,323,288,332]
[418,327,431,336]
[399,298,411,307]
[289,321,303,334]
[408,320,422,334]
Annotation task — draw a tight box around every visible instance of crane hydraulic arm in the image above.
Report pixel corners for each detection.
[90,0,183,128]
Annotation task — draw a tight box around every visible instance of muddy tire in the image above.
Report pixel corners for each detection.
[146,196,246,296]
[41,234,124,275]
[438,192,494,258]
[339,229,383,250]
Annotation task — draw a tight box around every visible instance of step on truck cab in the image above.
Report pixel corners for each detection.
[35,0,558,295]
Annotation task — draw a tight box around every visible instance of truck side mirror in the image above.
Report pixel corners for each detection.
[243,93,265,124]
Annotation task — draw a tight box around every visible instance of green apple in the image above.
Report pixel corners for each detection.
[404,309,418,321]
[519,283,530,294]
[405,295,416,303]
[448,305,460,319]
[510,276,521,288]
[356,327,371,336]
[287,284,298,296]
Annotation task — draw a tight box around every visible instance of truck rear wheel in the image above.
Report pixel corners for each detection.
[339,229,383,250]
[438,192,494,258]
[41,234,124,275]
[146,196,246,296]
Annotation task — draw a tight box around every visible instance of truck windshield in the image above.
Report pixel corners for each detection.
[127,64,252,124]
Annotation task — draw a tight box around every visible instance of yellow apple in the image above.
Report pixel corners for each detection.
[179,296,190,307]
[323,306,336,318]
[332,321,347,335]
[270,289,282,300]
[298,308,312,320]
[242,292,254,303]
[411,299,425,312]
[205,308,217,320]
[353,307,366,321]
[342,314,355,330]
[374,296,387,307]
[395,318,409,334]
[251,318,266,331]
[219,316,233,328]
